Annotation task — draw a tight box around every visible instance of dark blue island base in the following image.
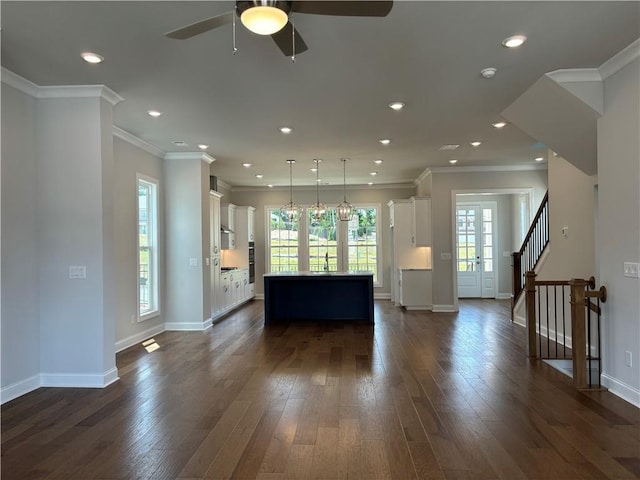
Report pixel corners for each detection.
[263,272,375,325]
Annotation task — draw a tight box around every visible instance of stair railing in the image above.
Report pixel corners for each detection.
[513,191,549,309]
[524,271,607,389]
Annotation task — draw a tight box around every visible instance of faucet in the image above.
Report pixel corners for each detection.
[324,252,329,271]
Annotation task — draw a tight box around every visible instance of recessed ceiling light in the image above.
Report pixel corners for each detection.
[388,102,405,111]
[535,157,544,162]
[449,159,458,164]
[492,122,507,129]
[147,110,162,117]
[370,172,378,176]
[267,184,273,188]
[316,178,322,183]
[470,141,482,147]
[374,159,383,165]
[242,163,252,168]
[368,182,373,186]
[310,167,317,172]
[171,140,188,147]
[480,67,497,78]
[81,52,104,64]
[198,144,209,150]
[280,126,292,134]
[379,139,390,145]
[255,174,264,179]
[502,35,527,48]
[439,144,460,151]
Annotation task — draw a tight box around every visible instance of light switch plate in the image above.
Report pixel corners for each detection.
[69,265,86,279]
[440,252,452,260]
[624,262,640,278]
[189,258,198,267]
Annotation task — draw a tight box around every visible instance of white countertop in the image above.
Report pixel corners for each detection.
[264,271,374,277]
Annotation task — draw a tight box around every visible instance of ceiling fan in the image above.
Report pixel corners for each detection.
[165,1,393,57]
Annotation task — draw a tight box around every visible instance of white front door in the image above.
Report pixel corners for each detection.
[456,203,496,298]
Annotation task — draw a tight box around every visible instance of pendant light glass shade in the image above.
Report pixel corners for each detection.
[309,159,327,221]
[281,160,302,221]
[337,157,354,221]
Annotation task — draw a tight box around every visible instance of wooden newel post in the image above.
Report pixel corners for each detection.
[570,278,588,389]
[525,271,537,358]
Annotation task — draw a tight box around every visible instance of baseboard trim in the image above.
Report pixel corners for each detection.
[514,314,525,327]
[433,304,458,312]
[403,305,432,311]
[601,374,640,408]
[165,321,212,331]
[255,293,264,300]
[374,293,391,300]
[115,324,166,353]
[496,293,512,300]
[41,368,120,388]
[0,374,41,405]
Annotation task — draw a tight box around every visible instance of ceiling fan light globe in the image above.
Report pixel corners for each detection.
[241,6,288,35]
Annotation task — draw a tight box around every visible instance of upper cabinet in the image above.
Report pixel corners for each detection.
[247,208,255,242]
[221,203,236,250]
[210,191,223,256]
[411,196,432,247]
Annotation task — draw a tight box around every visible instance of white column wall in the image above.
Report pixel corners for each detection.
[597,57,640,405]
[36,95,118,386]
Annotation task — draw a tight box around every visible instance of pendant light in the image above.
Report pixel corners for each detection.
[309,158,327,221]
[281,159,302,221]
[337,157,354,221]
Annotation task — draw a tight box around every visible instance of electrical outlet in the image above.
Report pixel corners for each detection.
[189,258,198,267]
[625,351,632,367]
[440,252,452,260]
[624,262,640,278]
[69,265,87,279]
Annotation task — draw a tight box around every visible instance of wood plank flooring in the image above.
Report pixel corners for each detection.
[2,299,639,479]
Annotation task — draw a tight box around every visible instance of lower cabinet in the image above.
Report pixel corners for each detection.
[399,269,433,310]
[212,268,255,321]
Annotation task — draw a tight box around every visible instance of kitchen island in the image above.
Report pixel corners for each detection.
[263,271,374,325]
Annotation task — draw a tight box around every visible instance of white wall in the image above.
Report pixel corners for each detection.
[1,83,40,395]
[229,184,416,296]
[421,169,548,309]
[36,95,117,386]
[113,138,165,351]
[538,155,596,281]
[597,56,640,404]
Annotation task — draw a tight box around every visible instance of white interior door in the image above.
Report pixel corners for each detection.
[456,203,496,298]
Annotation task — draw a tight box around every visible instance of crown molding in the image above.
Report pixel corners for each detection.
[113,126,165,158]
[429,164,547,174]
[1,68,124,105]
[38,85,124,105]
[1,68,40,97]
[217,179,232,191]
[546,68,602,83]
[229,182,415,192]
[164,152,216,164]
[414,167,432,186]
[599,38,640,80]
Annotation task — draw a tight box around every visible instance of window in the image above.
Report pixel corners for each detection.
[308,209,338,272]
[266,204,381,285]
[137,175,159,320]
[347,207,379,281]
[268,208,299,272]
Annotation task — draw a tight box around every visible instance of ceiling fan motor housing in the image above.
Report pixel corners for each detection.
[235,1,292,18]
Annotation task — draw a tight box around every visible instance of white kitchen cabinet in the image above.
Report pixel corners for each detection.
[411,196,432,247]
[247,208,255,242]
[210,192,223,256]
[221,203,236,250]
[399,269,432,310]
[221,272,231,310]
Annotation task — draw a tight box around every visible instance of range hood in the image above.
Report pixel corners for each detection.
[220,224,234,234]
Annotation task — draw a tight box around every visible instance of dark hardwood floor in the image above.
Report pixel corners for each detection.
[2,299,639,479]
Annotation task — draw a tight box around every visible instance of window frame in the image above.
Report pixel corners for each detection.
[137,173,160,321]
[265,203,382,287]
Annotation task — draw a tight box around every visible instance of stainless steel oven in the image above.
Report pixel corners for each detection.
[248,242,255,283]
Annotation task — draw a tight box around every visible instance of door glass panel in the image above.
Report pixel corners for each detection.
[484,259,493,272]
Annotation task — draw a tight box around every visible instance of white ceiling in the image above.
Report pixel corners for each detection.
[2,1,638,187]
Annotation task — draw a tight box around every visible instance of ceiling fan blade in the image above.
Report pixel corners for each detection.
[271,22,308,56]
[291,1,393,17]
[165,11,234,40]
